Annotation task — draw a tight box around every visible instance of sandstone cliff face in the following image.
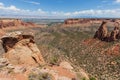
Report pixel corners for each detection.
[1,31,45,66]
[110,22,120,41]
[0,19,35,28]
[64,18,92,25]
[94,21,120,42]
[0,40,5,56]
[64,18,114,25]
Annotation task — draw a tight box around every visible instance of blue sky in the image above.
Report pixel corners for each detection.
[0,0,120,18]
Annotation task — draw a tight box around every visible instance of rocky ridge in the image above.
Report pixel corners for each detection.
[64,18,118,25]
[0,19,35,29]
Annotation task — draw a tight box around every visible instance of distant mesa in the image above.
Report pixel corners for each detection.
[0,18,36,29]
[64,18,93,24]
[64,18,120,27]
[64,18,109,25]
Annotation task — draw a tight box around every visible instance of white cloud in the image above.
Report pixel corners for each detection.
[7,5,20,11]
[37,9,47,14]
[23,0,40,5]
[0,2,120,18]
[0,2,4,6]
[0,3,20,11]
[115,0,120,3]
[72,9,120,17]
[50,9,120,18]
[0,2,47,16]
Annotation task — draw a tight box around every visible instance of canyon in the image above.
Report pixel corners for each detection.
[0,18,119,80]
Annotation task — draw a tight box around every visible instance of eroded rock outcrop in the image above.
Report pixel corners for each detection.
[94,21,120,42]
[110,23,119,41]
[0,40,5,56]
[94,21,108,41]
[1,31,45,66]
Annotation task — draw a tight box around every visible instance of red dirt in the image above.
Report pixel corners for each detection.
[111,44,120,55]
[0,72,28,80]
[13,74,28,80]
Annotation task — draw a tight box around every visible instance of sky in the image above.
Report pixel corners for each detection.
[0,0,120,18]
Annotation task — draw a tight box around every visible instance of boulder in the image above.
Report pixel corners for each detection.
[14,66,26,73]
[1,31,45,66]
[60,61,73,70]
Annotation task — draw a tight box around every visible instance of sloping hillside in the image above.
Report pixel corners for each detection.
[33,26,120,80]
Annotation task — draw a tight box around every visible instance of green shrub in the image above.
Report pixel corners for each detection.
[90,77,96,80]
[50,56,58,65]
[82,78,86,80]
[28,72,53,80]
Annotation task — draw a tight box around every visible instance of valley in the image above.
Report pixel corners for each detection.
[0,18,120,80]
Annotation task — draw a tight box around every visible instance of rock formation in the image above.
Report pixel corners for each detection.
[110,23,119,41]
[94,21,120,42]
[0,40,5,56]
[94,21,108,41]
[1,31,45,66]
[0,19,35,29]
[115,22,120,39]
[64,18,116,25]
